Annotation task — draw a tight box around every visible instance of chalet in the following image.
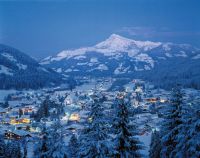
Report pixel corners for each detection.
[4,130,31,140]
[21,106,34,115]
[160,98,167,103]
[66,127,76,133]
[66,123,83,133]
[0,108,7,116]
[135,86,143,93]
[69,113,80,122]
[10,95,22,101]
[146,98,159,103]
[64,93,79,105]
[10,116,31,125]
[117,92,126,99]
[60,115,69,123]
[132,99,140,107]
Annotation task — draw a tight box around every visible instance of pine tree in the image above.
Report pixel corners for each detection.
[47,120,67,158]
[161,89,200,158]
[68,134,79,158]
[21,137,28,158]
[160,85,183,158]
[2,100,9,108]
[34,125,49,158]
[149,130,161,158]
[0,135,6,157]
[5,140,21,158]
[175,100,200,158]
[169,97,192,158]
[112,92,144,158]
[79,93,110,158]
[36,96,51,121]
[185,109,200,158]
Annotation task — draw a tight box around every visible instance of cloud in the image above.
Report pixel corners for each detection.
[117,26,156,38]
[117,26,200,38]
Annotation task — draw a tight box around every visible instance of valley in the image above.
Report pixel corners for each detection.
[0,76,199,157]
[0,35,200,158]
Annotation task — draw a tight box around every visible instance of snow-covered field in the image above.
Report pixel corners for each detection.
[0,90,17,101]
[75,79,112,92]
[136,113,161,157]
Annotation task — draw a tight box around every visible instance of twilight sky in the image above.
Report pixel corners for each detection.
[0,0,200,59]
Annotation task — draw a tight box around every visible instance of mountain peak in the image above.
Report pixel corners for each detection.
[95,34,132,49]
[109,34,127,39]
[106,33,133,43]
[41,34,163,63]
[95,34,162,52]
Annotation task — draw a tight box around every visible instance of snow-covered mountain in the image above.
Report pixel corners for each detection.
[41,34,161,67]
[41,34,200,89]
[0,44,64,89]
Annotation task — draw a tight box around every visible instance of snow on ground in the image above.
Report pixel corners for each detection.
[1,53,28,70]
[0,65,13,76]
[51,48,91,61]
[77,62,88,66]
[157,57,166,60]
[16,63,27,70]
[162,43,172,51]
[94,34,161,57]
[134,66,144,71]
[73,69,79,71]
[27,142,34,158]
[88,64,109,72]
[37,67,50,73]
[144,65,151,70]
[90,57,98,63]
[95,64,108,71]
[65,68,72,72]
[192,54,200,59]
[75,80,97,92]
[165,52,173,57]
[1,53,17,62]
[40,56,52,64]
[135,53,154,68]
[43,34,162,63]
[56,68,62,73]
[73,55,86,60]
[0,90,17,102]
[135,113,161,158]
[75,79,112,92]
[138,132,152,158]
[114,63,130,74]
[175,51,187,57]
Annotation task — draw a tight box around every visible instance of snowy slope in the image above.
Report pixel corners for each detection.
[41,34,200,89]
[41,34,161,64]
[40,34,164,75]
[0,44,64,89]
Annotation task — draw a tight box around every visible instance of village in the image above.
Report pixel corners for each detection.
[0,77,199,157]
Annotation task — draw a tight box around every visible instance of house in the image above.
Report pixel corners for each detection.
[21,106,34,115]
[135,86,143,93]
[4,130,31,140]
[10,95,22,101]
[64,93,76,105]
[69,113,80,122]
[160,98,167,103]
[0,107,7,116]
[15,124,31,131]
[146,98,159,103]
[10,116,31,125]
